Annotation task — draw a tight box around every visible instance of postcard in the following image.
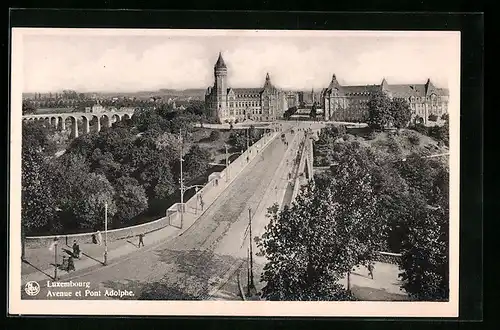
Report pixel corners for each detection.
[9,28,460,317]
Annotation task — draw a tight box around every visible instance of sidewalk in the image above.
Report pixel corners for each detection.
[21,131,281,285]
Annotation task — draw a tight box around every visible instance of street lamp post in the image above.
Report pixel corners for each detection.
[104,201,108,265]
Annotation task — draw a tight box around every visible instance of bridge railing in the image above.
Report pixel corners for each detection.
[168,130,279,229]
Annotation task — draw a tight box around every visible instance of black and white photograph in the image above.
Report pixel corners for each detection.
[9,28,460,317]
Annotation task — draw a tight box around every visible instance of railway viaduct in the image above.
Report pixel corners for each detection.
[22,110,136,138]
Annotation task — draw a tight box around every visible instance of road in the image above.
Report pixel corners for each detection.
[23,122,309,301]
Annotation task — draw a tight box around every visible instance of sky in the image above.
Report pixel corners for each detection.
[19,29,460,93]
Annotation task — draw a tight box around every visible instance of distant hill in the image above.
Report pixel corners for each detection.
[24,89,206,101]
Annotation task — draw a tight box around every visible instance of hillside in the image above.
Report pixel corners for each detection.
[315,126,449,167]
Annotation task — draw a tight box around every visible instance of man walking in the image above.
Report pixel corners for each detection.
[200,196,205,211]
[96,230,102,246]
[138,233,145,247]
[367,262,374,279]
[72,240,81,259]
[67,256,75,272]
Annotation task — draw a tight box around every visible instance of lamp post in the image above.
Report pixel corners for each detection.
[104,201,108,265]
[181,184,204,215]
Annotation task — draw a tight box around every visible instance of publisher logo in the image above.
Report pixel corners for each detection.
[25,281,40,296]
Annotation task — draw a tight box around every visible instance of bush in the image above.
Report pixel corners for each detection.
[428,114,438,122]
[411,123,429,135]
[407,132,421,146]
[209,130,221,142]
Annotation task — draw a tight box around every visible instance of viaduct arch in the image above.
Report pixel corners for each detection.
[22,110,135,138]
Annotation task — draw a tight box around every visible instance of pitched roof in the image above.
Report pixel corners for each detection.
[387,84,426,97]
[387,83,448,98]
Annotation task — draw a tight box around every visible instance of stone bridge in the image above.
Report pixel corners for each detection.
[22,110,136,138]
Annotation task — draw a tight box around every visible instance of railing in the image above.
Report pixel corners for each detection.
[375,251,402,265]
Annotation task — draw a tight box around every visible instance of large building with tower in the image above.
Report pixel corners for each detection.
[205,53,287,123]
[322,74,449,125]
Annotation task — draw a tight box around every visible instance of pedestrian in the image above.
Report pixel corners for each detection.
[72,240,80,259]
[215,179,219,186]
[61,256,68,271]
[91,234,97,244]
[49,237,59,251]
[67,256,75,272]
[200,197,205,211]
[288,172,291,180]
[367,262,374,279]
[96,230,102,245]
[138,233,145,247]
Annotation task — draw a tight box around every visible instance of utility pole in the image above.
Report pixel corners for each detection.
[104,201,108,265]
[247,207,256,296]
[247,247,251,296]
[179,129,184,228]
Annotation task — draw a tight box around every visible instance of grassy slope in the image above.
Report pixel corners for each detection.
[346,128,449,164]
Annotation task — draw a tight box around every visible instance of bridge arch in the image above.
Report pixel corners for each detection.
[100,114,112,129]
[81,115,91,134]
[68,115,78,138]
[90,114,101,133]
[111,113,121,124]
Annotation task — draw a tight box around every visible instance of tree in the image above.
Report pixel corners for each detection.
[228,132,247,151]
[22,101,37,115]
[367,91,393,130]
[113,176,148,226]
[21,147,56,256]
[257,188,355,301]
[397,189,449,301]
[67,172,117,230]
[183,145,212,181]
[258,143,386,300]
[428,116,449,147]
[22,120,58,156]
[391,98,412,129]
[185,100,206,116]
[208,130,221,142]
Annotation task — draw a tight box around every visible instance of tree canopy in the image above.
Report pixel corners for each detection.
[21,106,215,235]
[367,92,412,130]
[259,127,450,301]
[258,143,387,300]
